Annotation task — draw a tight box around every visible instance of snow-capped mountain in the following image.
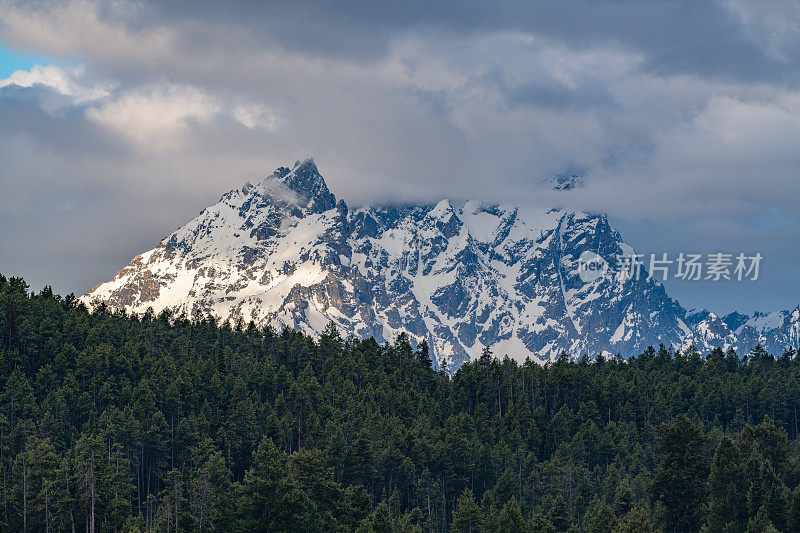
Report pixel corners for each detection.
[684,308,800,357]
[83,159,800,370]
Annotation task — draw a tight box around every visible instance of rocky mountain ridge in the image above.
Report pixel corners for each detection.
[83,159,800,370]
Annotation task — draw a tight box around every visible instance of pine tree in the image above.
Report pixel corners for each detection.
[618,507,653,533]
[452,489,481,533]
[748,505,778,533]
[479,491,499,533]
[189,439,230,532]
[496,497,527,533]
[787,487,800,533]
[586,502,617,533]
[530,511,556,533]
[361,501,393,533]
[289,447,345,527]
[649,414,709,532]
[613,479,634,517]
[16,436,59,533]
[236,437,312,531]
[415,339,432,369]
[546,493,569,531]
[6,296,17,351]
[707,435,747,531]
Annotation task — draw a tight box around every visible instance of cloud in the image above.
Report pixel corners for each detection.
[232,101,282,131]
[723,0,800,62]
[0,0,799,314]
[0,0,179,70]
[0,64,105,100]
[86,85,219,150]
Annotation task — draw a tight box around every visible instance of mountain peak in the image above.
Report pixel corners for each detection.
[266,158,336,214]
[549,174,584,191]
[84,158,798,371]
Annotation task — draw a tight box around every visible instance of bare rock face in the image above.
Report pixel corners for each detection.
[83,159,799,370]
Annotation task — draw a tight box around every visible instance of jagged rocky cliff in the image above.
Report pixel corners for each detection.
[83,159,800,370]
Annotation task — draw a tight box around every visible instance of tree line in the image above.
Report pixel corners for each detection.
[2,273,800,532]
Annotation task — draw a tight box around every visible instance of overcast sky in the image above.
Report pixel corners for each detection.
[1,0,799,314]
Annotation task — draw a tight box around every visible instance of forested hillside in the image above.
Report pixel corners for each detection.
[2,274,800,532]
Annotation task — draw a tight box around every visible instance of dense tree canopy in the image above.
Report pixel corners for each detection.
[1,274,800,532]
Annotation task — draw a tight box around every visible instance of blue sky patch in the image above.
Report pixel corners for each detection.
[0,44,55,78]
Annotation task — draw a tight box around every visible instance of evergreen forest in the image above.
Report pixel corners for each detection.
[3,274,800,532]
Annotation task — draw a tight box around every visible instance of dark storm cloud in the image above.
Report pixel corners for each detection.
[7,0,796,85]
[147,0,799,83]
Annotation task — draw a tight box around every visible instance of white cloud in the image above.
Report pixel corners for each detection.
[232,101,282,130]
[86,85,219,150]
[0,0,179,69]
[0,64,109,104]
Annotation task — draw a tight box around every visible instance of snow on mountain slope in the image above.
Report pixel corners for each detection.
[681,310,739,352]
[83,159,799,370]
[682,307,800,357]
